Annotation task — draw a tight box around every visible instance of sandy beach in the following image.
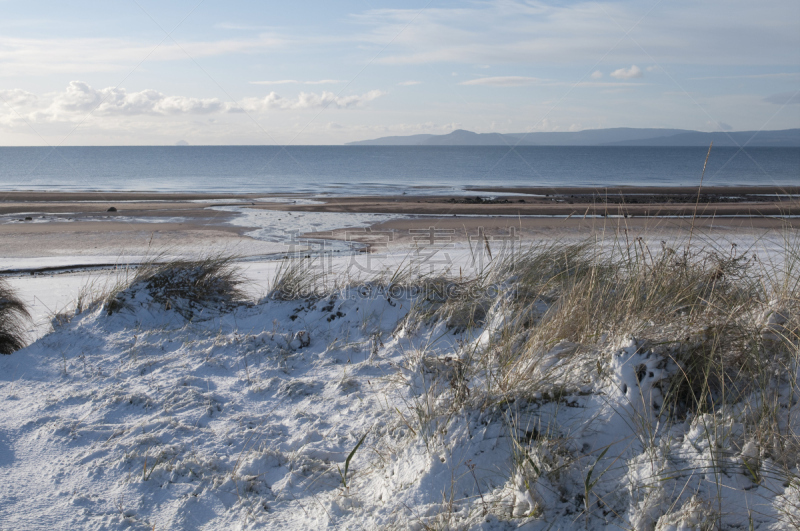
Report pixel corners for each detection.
[1,187,797,268]
[0,192,277,267]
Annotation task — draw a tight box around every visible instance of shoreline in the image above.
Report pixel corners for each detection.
[1,187,796,265]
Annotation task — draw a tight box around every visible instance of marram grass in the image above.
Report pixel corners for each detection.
[0,277,30,354]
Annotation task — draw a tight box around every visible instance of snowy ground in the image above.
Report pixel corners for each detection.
[0,233,797,530]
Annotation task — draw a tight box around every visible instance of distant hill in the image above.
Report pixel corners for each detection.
[421,129,511,146]
[346,133,436,146]
[346,128,800,147]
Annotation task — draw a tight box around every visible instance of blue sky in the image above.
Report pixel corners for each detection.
[1,0,798,145]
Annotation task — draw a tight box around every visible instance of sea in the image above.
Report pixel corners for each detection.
[0,146,797,195]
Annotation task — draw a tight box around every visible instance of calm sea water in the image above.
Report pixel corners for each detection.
[0,146,797,194]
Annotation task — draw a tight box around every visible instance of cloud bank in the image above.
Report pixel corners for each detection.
[238,90,386,112]
[0,82,386,124]
[52,82,227,116]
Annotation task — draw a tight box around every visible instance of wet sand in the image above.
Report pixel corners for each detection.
[0,223,291,273]
[0,191,286,202]
[0,191,285,269]
[0,192,268,218]
[256,198,797,217]
[2,186,796,219]
[1,188,796,262]
[0,191,266,262]
[247,185,799,217]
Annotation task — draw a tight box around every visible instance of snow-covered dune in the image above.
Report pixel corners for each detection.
[0,239,798,530]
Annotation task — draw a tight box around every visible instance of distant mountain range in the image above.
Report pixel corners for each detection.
[346,128,800,147]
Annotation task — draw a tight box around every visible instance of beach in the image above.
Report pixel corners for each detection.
[1,187,796,265]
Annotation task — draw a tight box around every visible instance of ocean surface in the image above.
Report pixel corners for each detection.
[0,146,797,195]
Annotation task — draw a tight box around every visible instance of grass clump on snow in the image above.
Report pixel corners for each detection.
[51,254,248,325]
[106,254,247,319]
[498,236,798,413]
[266,256,329,301]
[0,278,30,354]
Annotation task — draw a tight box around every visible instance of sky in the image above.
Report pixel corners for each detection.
[0,0,798,145]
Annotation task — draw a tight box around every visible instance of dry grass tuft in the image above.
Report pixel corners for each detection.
[0,278,30,354]
[265,257,329,301]
[485,236,798,410]
[107,255,247,319]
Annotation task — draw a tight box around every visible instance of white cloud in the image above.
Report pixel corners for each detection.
[0,88,38,107]
[610,65,643,80]
[461,76,541,86]
[397,81,421,86]
[524,118,560,132]
[0,82,386,125]
[46,81,227,117]
[590,70,603,79]
[239,90,386,112]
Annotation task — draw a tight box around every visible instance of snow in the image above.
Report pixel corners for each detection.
[4,270,117,341]
[210,204,401,249]
[0,236,797,529]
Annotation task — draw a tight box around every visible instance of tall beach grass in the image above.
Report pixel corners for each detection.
[0,278,30,354]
